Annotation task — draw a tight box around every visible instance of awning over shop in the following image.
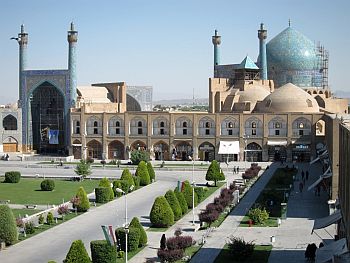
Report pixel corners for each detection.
[316,238,348,263]
[267,140,288,146]
[72,144,82,147]
[218,141,240,154]
[312,210,342,232]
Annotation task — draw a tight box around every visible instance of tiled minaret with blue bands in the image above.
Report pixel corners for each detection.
[258,23,267,80]
[212,30,221,71]
[67,22,78,107]
[16,24,28,107]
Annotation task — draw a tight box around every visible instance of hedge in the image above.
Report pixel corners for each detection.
[181,181,198,208]
[63,239,91,263]
[129,217,147,247]
[95,188,111,203]
[150,196,174,227]
[4,171,21,183]
[194,187,206,203]
[174,189,188,215]
[98,178,114,201]
[115,227,140,252]
[135,161,150,186]
[120,169,134,189]
[147,162,156,181]
[75,187,90,212]
[41,179,55,191]
[90,240,116,263]
[0,205,18,245]
[164,190,182,221]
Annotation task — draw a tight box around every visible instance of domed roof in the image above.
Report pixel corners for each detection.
[257,83,320,113]
[266,27,318,71]
[237,86,270,102]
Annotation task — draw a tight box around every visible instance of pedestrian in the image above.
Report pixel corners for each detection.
[237,166,240,173]
[317,185,321,196]
[233,166,236,174]
[306,171,309,181]
[299,182,304,193]
[301,170,305,181]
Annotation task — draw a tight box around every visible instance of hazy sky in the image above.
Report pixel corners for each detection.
[0,0,349,104]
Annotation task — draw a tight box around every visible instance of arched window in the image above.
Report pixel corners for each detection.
[3,115,17,130]
[228,122,233,128]
[251,122,257,128]
[116,121,120,127]
[299,122,304,129]
[76,121,80,127]
[93,121,98,127]
[275,122,281,129]
[183,122,187,128]
[160,121,165,128]
[138,121,143,127]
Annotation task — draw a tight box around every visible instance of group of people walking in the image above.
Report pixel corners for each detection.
[232,166,240,174]
[298,170,309,193]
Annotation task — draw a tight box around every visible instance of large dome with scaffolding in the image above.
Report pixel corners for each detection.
[266,26,322,88]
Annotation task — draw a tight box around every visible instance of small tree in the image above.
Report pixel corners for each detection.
[115,227,140,252]
[74,159,92,178]
[174,189,188,215]
[164,190,182,221]
[98,178,114,201]
[47,212,54,225]
[136,161,150,186]
[206,160,224,186]
[0,205,18,245]
[75,187,90,212]
[160,234,166,250]
[130,150,149,165]
[150,196,174,227]
[228,236,254,261]
[120,169,134,189]
[181,181,198,208]
[63,239,91,263]
[129,217,147,247]
[147,162,156,182]
[248,207,269,225]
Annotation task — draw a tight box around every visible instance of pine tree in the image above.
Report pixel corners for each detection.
[136,161,150,186]
[74,159,92,178]
[75,187,90,212]
[205,160,223,186]
[129,217,147,247]
[147,162,156,182]
[0,205,18,245]
[98,178,114,200]
[121,169,134,189]
[174,189,188,215]
[150,196,174,227]
[164,190,182,221]
[63,240,91,263]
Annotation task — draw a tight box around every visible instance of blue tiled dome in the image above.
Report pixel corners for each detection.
[267,27,317,71]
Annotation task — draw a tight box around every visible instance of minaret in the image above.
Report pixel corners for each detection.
[16,24,28,107]
[258,23,267,80]
[212,30,221,73]
[67,22,78,107]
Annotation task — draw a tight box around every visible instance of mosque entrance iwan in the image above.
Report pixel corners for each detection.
[29,82,65,154]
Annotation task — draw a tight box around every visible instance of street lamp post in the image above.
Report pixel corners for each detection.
[192,149,195,225]
[115,185,134,263]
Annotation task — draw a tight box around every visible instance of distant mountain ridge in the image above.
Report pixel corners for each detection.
[153,98,209,106]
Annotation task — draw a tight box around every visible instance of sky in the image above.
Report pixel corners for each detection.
[0,0,349,104]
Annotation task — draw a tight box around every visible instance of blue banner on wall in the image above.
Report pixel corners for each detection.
[48,130,59,145]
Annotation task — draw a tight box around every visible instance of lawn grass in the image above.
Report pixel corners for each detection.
[0,178,99,205]
[239,215,278,227]
[17,212,83,242]
[12,208,43,218]
[148,182,225,231]
[214,243,272,263]
[174,245,201,262]
[116,246,145,262]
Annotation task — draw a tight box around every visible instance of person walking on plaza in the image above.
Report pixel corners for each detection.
[306,171,309,181]
[299,182,304,193]
[301,170,305,181]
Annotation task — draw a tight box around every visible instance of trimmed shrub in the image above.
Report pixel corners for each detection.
[120,169,134,189]
[95,188,111,203]
[133,176,140,189]
[166,236,193,250]
[115,227,140,252]
[194,187,206,203]
[147,162,156,181]
[174,189,188,215]
[150,196,174,227]
[130,150,150,165]
[129,217,147,247]
[228,236,254,261]
[181,181,198,208]
[38,214,45,224]
[164,190,182,221]
[0,205,18,245]
[157,249,184,263]
[63,239,91,263]
[98,178,114,201]
[47,212,54,225]
[136,161,150,186]
[206,160,223,186]
[75,187,90,212]
[25,221,35,234]
[248,207,269,225]
[90,240,116,263]
[4,171,21,183]
[112,180,123,197]
[41,179,55,191]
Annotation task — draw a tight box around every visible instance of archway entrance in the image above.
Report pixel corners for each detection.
[173,141,192,161]
[29,82,65,155]
[72,139,82,159]
[198,142,215,161]
[268,145,287,162]
[131,140,147,151]
[246,142,262,162]
[108,140,124,160]
[87,140,102,159]
[153,141,169,161]
[3,137,18,152]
